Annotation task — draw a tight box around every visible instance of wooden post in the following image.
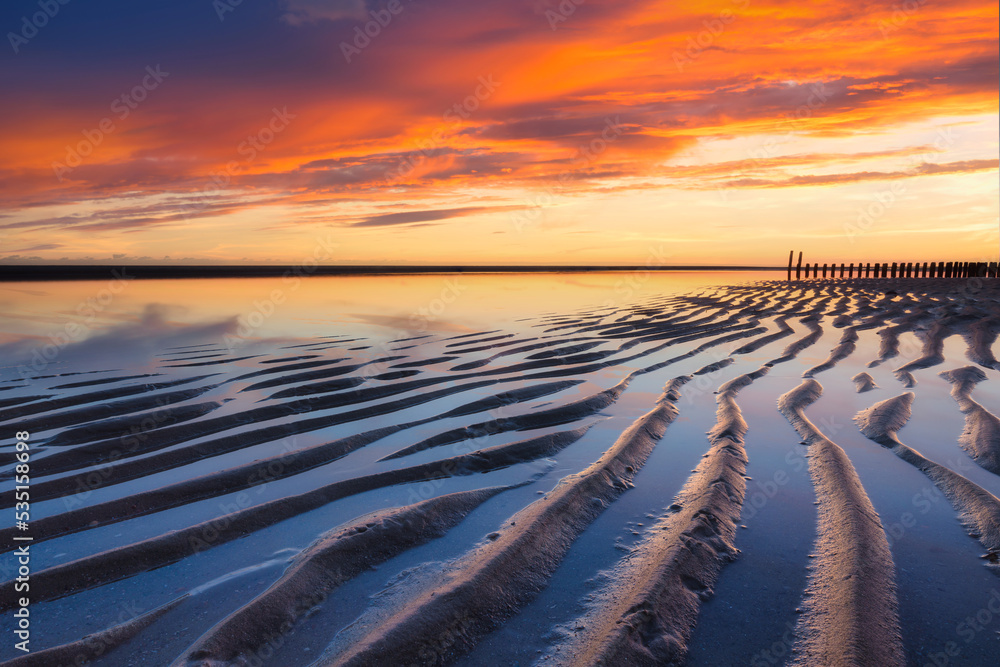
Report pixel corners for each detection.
[890,262,897,278]
[804,262,810,278]
[848,263,854,279]
[787,250,793,280]
[822,263,827,278]
[944,262,952,278]
[840,263,845,278]
[922,262,928,278]
[990,262,998,278]
[796,251,803,279]
[865,262,871,278]
[930,261,937,277]
[882,263,888,278]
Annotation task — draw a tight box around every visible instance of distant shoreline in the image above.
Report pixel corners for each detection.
[0,265,785,282]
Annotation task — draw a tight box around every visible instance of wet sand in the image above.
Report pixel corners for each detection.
[1,275,999,666]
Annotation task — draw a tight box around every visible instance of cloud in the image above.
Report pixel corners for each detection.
[719,159,999,189]
[281,0,369,25]
[352,205,522,227]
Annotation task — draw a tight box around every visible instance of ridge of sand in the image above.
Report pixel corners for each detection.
[854,393,1000,563]
[171,487,513,667]
[778,379,904,667]
[535,368,764,666]
[0,429,585,610]
[851,372,879,393]
[939,366,1000,475]
[804,327,859,378]
[311,377,690,666]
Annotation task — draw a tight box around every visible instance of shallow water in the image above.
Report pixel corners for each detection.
[0,271,998,666]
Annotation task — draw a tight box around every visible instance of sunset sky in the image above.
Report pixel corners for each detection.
[0,0,997,265]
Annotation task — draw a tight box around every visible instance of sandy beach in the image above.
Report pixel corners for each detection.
[1,274,999,666]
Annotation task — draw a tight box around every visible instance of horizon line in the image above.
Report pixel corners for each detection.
[0,264,790,282]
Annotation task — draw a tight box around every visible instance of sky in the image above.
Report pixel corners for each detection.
[0,0,997,266]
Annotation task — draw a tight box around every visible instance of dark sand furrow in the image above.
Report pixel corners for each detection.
[389,356,460,369]
[444,334,514,348]
[537,368,764,666]
[855,392,1000,563]
[240,358,401,391]
[637,325,767,374]
[41,400,224,450]
[939,367,1000,475]
[1,595,188,667]
[12,420,591,548]
[12,378,503,505]
[1,384,219,443]
[371,370,421,381]
[312,377,689,667]
[0,430,588,606]
[962,317,1000,370]
[0,395,49,409]
[266,376,366,399]
[803,327,859,378]
[382,378,629,460]
[170,487,518,667]
[162,355,260,368]
[50,373,161,389]
[0,375,214,424]
[894,319,951,379]
[445,337,540,355]
[164,353,227,362]
[20,322,743,503]
[25,402,225,477]
[227,358,345,382]
[440,330,502,341]
[778,380,904,667]
[767,316,823,365]
[526,341,605,360]
[435,380,585,419]
[868,324,906,367]
[731,316,793,354]
[257,355,321,364]
[693,358,735,375]
[449,337,599,371]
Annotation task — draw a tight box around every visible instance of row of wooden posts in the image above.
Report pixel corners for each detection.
[786,251,999,280]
